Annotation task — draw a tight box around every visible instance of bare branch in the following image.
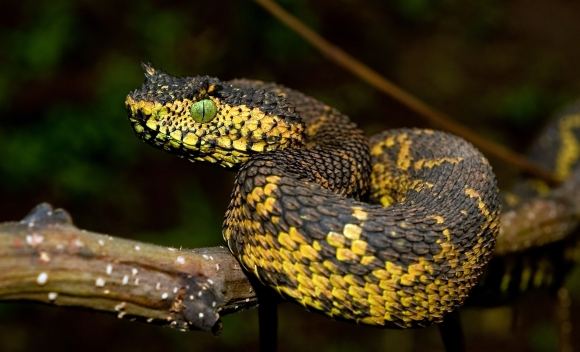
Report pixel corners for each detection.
[497,167,580,254]
[0,203,257,333]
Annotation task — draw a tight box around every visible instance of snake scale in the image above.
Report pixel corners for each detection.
[124,64,577,329]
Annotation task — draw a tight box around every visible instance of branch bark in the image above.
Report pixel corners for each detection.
[0,203,257,333]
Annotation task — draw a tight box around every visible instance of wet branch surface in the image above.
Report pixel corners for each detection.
[0,204,257,334]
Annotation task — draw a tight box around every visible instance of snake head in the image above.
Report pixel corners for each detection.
[125,64,305,168]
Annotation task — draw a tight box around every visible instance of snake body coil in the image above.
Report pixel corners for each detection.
[471,105,580,305]
[126,65,500,328]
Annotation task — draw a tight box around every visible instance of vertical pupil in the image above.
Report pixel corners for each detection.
[201,101,206,120]
[192,99,215,122]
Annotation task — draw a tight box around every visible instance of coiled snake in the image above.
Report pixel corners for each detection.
[125,64,504,328]
[470,104,580,305]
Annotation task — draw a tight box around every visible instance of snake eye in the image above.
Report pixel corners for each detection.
[190,99,217,123]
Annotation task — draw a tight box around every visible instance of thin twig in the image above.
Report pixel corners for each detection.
[0,203,257,333]
[254,0,560,185]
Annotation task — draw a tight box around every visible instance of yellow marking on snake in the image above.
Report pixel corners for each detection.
[396,133,412,170]
[352,206,368,221]
[371,161,435,207]
[370,135,396,156]
[429,215,446,224]
[555,113,580,180]
[337,248,357,261]
[519,264,532,292]
[465,187,493,222]
[327,232,345,248]
[351,240,368,255]
[278,232,296,250]
[500,260,514,292]
[413,157,463,170]
[533,260,547,288]
[527,179,551,196]
[343,223,362,240]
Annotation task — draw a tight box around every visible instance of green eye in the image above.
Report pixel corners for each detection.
[190,99,217,123]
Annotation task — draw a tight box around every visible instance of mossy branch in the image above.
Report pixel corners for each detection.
[0,203,257,334]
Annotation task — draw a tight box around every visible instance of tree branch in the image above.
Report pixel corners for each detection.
[1,183,578,334]
[497,167,580,254]
[0,203,257,334]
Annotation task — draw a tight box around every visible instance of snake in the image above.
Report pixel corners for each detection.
[125,64,503,328]
[469,105,580,305]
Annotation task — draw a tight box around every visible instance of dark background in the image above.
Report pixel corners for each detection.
[1,0,579,351]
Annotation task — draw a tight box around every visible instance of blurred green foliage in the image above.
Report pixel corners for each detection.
[1,0,580,351]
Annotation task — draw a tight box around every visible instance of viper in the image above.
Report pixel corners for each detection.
[469,105,580,306]
[125,64,501,329]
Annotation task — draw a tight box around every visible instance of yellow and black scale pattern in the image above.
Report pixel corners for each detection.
[126,64,500,328]
[469,104,580,305]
